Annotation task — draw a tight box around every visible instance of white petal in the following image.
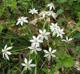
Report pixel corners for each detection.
[44,54,49,57]
[5,54,9,60]
[16,21,20,25]
[4,44,7,50]
[28,47,32,49]
[66,36,68,40]
[21,22,23,26]
[43,50,48,53]
[46,32,50,35]
[21,63,26,66]
[49,47,52,52]
[30,64,36,67]
[36,48,42,51]
[69,38,73,41]
[52,54,56,57]
[29,59,32,64]
[52,50,56,53]
[6,51,12,55]
[6,46,12,50]
[39,29,42,33]
[24,20,28,23]
[2,53,5,58]
[30,40,34,42]
[33,36,36,39]
[24,58,27,63]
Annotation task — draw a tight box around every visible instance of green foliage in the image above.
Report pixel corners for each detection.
[56,8,64,15]
[74,32,80,40]
[57,0,67,3]
[76,46,80,54]
[0,24,3,33]
[4,0,17,9]
[57,52,74,68]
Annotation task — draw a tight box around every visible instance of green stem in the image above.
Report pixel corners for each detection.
[29,53,32,74]
[35,55,37,74]
[48,69,50,74]
[42,20,47,29]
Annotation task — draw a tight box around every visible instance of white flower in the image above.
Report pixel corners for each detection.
[62,36,73,43]
[56,28,65,38]
[39,29,50,40]
[39,11,48,19]
[28,44,42,54]
[47,2,55,10]
[50,23,65,38]
[2,44,12,60]
[29,8,38,14]
[74,61,80,71]
[50,23,59,36]
[21,58,36,71]
[30,36,43,47]
[50,23,59,32]
[43,47,56,61]
[16,16,28,26]
[47,11,57,19]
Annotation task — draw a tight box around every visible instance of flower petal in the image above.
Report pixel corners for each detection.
[24,58,27,64]
[43,50,48,53]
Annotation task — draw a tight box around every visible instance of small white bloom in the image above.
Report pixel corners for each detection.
[28,44,42,54]
[39,29,50,40]
[47,2,55,10]
[50,23,59,36]
[50,23,65,38]
[30,35,43,47]
[2,44,12,60]
[21,58,36,71]
[16,16,28,26]
[47,11,57,19]
[50,23,60,32]
[62,36,73,43]
[29,8,38,14]
[74,61,80,71]
[43,47,56,61]
[56,28,65,38]
[39,11,48,19]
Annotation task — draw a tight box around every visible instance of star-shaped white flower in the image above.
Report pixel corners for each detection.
[29,8,38,14]
[30,35,43,47]
[21,58,36,71]
[16,16,28,26]
[39,29,50,40]
[50,23,65,38]
[50,23,60,36]
[47,2,55,10]
[43,47,56,61]
[62,36,73,43]
[50,23,59,32]
[2,44,12,60]
[56,28,65,38]
[28,44,42,54]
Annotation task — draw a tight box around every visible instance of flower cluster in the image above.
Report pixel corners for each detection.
[1,2,74,72]
[50,23,65,38]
